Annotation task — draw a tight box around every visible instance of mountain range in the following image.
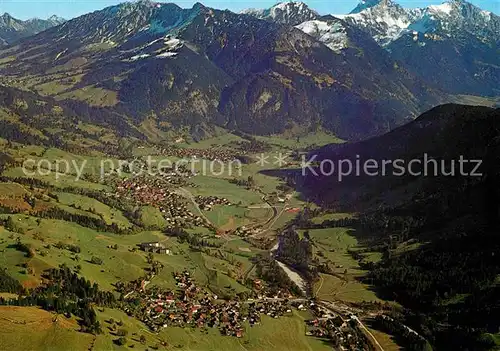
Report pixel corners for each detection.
[244,0,499,96]
[0,3,499,348]
[0,0,497,144]
[333,0,500,95]
[0,13,65,46]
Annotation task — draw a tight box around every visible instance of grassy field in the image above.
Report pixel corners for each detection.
[238,163,284,194]
[178,131,247,149]
[0,219,163,290]
[255,131,343,150]
[19,147,110,174]
[55,192,132,229]
[310,213,355,224]
[366,325,403,351]
[0,183,28,198]
[0,183,31,210]
[188,176,262,205]
[1,145,129,190]
[306,227,383,303]
[138,206,168,229]
[0,306,94,351]
[204,205,250,229]
[3,167,109,191]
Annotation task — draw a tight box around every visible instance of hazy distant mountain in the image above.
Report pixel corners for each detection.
[0,13,65,46]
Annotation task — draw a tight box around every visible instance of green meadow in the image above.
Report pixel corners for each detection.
[305,226,383,303]
[55,192,132,229]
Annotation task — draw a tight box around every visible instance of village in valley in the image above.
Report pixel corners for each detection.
[0,134,402,351]
[117,267,373,350]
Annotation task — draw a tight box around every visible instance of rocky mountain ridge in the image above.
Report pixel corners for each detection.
[0,12,65,46]
[0,1,446,142]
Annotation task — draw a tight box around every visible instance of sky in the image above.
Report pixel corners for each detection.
[0,0,498,20]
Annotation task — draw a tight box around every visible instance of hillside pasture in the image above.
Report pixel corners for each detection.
[188,176,262,206]
[0,306,93,351]
[55,192,132,229]
[306,227,383,303]
[0,217,165,291]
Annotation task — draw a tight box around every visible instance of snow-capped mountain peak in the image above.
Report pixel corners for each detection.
[242,1,319,26]
[349,0,396,14]
[408,0,500,42]
[336,0,499,46]
[296,19,348,53]
[426,2,454,15]
[335,0,411,45]
[47,15,66,24]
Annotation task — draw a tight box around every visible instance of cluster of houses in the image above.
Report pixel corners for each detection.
[139,242,171,255]
[154,145,239,162]
[268,192,294,204]
[115,178,181,207]
[195,195,232,211]
[305,303,371,350]
[114,177,211,229]
[158,203,210,229]
[233,225,260,237]
[119,267,372,348]
[231,140,270,154]
[155,164,193,186]
[124,271,245,336]
[123,271,307,338]
[246,300,294,325]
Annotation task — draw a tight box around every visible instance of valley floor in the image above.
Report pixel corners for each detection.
[0,132,405,351]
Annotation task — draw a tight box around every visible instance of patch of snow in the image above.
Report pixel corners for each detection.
[481,10,492,21]
[130,53,150,61]
[164,37,181,47]
[242,1,318,25]
[157,51,177,58]
[54,49,67,60]
[333,3,412,46]
[333,0,499,46]
[146,38,163,46]
[427,3,453,15]
[296,20,348,53]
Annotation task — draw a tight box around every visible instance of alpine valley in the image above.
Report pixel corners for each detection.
[0,1,499,351]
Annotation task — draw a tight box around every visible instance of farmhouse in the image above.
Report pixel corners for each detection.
[139,242,171,254]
